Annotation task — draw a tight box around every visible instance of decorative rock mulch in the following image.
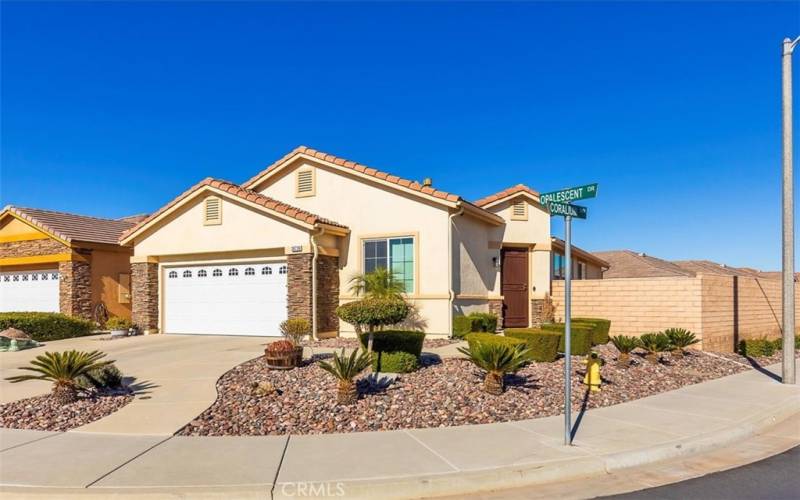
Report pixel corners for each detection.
[0,391,133,432]
[179,345,793,437]
[311,337,459,350]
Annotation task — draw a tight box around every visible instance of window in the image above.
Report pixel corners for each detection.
[279,265,288,275]
[40,274,48,281]
[204,196,222,225]
[198,270,207,277]
[229,268,239,276]
[32,274,38,281]
[362,236,414,293]
[296,169,315,197]
[576,262,586,280]
[212,269,223,277]
[244,267,255,276]
[21,274,28,281]
[183,270,192,278]
[51,273,58,280]
[511,199,528,221]
[552,253,565,280]
[262,266,273,275]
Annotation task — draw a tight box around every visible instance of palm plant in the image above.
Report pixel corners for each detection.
[664,328,699,358]
[345,268,409,353]
[638,333,671,364]
[348,267,406,300]
[6,350,112,404]
[318,349,372,405]
[457,342,530,395]
[610,335,641,367]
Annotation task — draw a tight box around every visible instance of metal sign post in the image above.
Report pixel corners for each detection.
[540,184,598,446]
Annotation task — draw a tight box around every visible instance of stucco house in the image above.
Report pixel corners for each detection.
[120,146,602,337]
[0,206,139,321]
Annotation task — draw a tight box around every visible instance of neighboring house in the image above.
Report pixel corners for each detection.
[0,206,138,320]
[119,146,599,337]
[550,237,608,280]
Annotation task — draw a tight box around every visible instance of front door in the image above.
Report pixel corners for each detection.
[501,247,529,328]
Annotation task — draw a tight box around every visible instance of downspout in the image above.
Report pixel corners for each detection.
[448,206,465,338]
[310,226,325,340]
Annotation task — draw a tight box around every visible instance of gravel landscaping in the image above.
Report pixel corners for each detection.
[179,345,795,437]
[311,337,459,350]
[0,391,133,432]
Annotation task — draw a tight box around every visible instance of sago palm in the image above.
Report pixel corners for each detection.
[458,342,530,395]
[318,349,372,405]
[610,335,641,367]
[638,333,671,364]
[348,267,406,300]
[6,350,113,404]
[664,328,699,358]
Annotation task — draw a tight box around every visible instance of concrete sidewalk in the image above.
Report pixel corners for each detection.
[0,361,798,500]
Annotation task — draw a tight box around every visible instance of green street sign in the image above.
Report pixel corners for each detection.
[540,183,598,205]
[547,202,587,219]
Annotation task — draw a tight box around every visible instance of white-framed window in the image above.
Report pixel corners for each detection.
[262,266,272,275]
[279,265,288,275]
[244,267,255,276]
[168,271,178,279]
[183,270,192,278]
[362,236,414,293]
[198,270,207,278]
[229,268,239,276]
[212,269,223,277]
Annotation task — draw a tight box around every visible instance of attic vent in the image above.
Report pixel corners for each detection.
[204,197,222,225]
[511,199,528,221]
[296,169,315,197]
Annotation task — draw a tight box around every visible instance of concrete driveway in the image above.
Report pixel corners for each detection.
[0,334,267,435]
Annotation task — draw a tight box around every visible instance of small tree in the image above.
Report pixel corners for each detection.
[348,267,405,300]
[336,298,409,352]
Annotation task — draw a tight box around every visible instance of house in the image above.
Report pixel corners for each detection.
[119,146,598,337]
[550,237,608,280]
[0,206,139,321]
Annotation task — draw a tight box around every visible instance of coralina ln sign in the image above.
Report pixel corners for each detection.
[539,183,598,205]
[547,201,587,219]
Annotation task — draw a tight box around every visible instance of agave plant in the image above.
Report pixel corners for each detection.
[638,333,671,364]
[6,350,112,404]
[610,335,641,367]
[457,342,530,395]
[664,328,699,358]
[318,349,372,405]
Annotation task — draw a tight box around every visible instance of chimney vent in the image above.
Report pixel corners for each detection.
[423,177,433,187]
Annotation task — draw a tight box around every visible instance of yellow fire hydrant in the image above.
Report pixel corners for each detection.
[583,352,602,392]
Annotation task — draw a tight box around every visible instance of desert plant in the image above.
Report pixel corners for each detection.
[336,298,410,352]
[318,348,372,405]
[639,333,671,364]
[265,340,296,354]
[610,335,641,367]
[6,350,112,404]
[348,267,406,300]
[280,318,311,345]
[106,316,132,331]
[664,328,699,358]
[457,342,530,395]
[372,351,419,373]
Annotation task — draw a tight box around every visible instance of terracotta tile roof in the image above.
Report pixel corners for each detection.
[474,184,540,208]
[242,146,462,203]
[3,206,137,246]
[120,178,347,242]
[593,250,695,278]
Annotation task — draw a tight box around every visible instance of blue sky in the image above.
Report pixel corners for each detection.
[1,1,798,270]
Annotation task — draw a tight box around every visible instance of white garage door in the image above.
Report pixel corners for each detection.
[0,270,60,313]
[163,262,287,336]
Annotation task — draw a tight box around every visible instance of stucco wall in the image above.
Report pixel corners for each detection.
[90,248,133,320]
[452,214,497,297]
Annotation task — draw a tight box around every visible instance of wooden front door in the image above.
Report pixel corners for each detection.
[501,247,529,328]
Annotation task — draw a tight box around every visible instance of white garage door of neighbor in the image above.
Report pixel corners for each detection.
[0,270,60,313]
[163,262,287,336]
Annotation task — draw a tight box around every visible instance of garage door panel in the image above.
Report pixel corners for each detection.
[163,263,287,336]
[0,270,60,313]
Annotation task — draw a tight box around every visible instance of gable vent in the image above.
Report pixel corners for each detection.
[204,197,222,225]
[296,169,315,197]
[511,199,528,220]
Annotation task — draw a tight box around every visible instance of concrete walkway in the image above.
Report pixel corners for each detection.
[1,360,797,499]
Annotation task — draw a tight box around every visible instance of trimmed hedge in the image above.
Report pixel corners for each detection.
[464,332,526,352]
[738,337,776,357]
[372,351,419,373]
[504,328,561,362]
[337,298,410,332]
[358,330,425,357]
[539,323,592,355]
[0,312,95,342]
[452,316,473,339]
[452,312,499,339]
[573,318,611,345]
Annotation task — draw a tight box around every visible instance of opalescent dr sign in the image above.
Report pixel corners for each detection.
[547,202,587,219]
[539,183,598,205]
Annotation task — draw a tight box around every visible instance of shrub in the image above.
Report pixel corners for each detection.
[106,316,132,331]
[664,328,699,357]
[738,337,777,357]
[540,323,592,355]
[768,336,800,351]
[318,348,372,405]
[639,333,671,363]
[610,335,641,367]
[465,332,526,352]
[504,328,561,362]
[280,318,310,345]
[468,312,498,333]
[373,351,419,373]
[452,315,473,339]
[337,298,410,352]
[573,318,611,345]
[77,364,124,390]
[0,312,95,342]
[358,330,425,357]
[265,340,296,354]
[5,350,112,404]
[458,341,529,395]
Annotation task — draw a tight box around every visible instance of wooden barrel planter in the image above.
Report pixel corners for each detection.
[265,343,303,370]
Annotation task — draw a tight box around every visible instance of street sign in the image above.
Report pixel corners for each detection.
[540,183,598,205]
[547,202,587,219]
